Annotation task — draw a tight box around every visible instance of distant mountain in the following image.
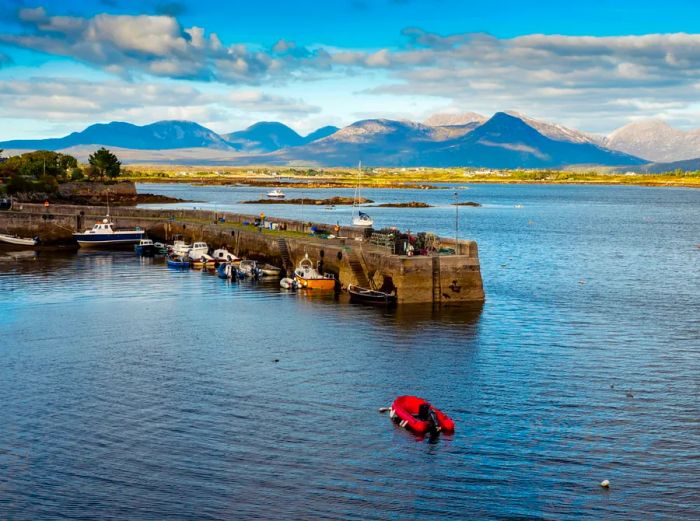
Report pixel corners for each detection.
[0,120,233,150]
[416,112,642,168]
[505,111,604,146]
[223,121,304,152]
[302,125,339,143]
[626,156,700,173]
[605,120,700,162]
[274,113,642,168]
[0,114,645,168]
[424,112,487,127]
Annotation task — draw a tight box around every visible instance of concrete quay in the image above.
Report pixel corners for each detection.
[0,203,485,305]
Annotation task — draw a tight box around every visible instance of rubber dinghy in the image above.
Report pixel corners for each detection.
[390,395,455,435]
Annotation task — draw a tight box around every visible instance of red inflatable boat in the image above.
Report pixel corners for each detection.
[389,395,455,434]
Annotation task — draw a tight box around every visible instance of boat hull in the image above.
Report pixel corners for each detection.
[348,284,397,306]
[74,231,145,247]
[295,276,336,290]
[0,234,38,246]
[389,395,455,435]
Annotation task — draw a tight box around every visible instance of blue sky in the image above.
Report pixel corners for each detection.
[1,0,700,140]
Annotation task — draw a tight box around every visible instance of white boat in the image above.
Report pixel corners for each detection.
[238,259,262,278]
[0,233,38,246]
[293,253,336,290]
[212,248,240,263]
[280,277,299,289]
[73,218,145,247]
[352,161,374,227]
[187,242,209,260]
[259,263,282,277]
[171,238,191,256]
[267,189,286,198]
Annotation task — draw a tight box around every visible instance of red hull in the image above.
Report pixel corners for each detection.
[389,395,455,434]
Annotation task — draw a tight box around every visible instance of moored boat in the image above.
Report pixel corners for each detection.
[238,259,263,278]
[0,233,39,246]
[348,284,397,306]
[73,218,145,247]
[266,189,285,198]
[187,242,209,260]
[259,263,282,277]
[134,239,156,256]
[212,248,240,264]
[166,254,189,268]
[280,277,299,289]
[293,253,336,290]
[170,236,191,256]
[190,253,216,269]
[389,396,455,435]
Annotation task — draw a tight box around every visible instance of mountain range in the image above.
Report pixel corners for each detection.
[2,112,697,169]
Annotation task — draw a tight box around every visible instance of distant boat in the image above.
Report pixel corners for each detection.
[0,233,38,246]
[267,189,286,198]
[212,248,240,264]
[259,263,282,277]
[352,161,373,227]
[347,284,397,306]
[187,242,209,260]
[238,259,263,278]
[73,218,145,247]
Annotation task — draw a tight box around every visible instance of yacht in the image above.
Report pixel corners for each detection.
[73,218,145,247]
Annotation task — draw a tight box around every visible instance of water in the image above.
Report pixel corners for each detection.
[1,183,699,519]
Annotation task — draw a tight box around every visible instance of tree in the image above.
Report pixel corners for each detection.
[88,147,121,181]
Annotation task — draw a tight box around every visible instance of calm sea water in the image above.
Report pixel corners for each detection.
[1,183,699,520]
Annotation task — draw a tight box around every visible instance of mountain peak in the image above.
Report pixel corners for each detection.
[424,112,487,127]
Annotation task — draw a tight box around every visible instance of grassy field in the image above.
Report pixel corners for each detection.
[121,165,700,188]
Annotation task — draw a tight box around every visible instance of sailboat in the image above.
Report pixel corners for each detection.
[352,161,374,227]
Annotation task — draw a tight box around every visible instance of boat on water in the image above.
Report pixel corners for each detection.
[134,239,156,256]
[212,248,240,264]
[73,218,145,247]
[347,284,397,306]
[187,242,209,260]
[293,253,336,290]
[266,189,286,199]
[191,253,217,269]
[0,233,39,246]
[352,161,374,227]
[238,259,263,278]
[153,242,169,255]
[389,396,455,435]
[167,254,190,268]
[170,236,191,256]
[259,263,282,277]
[280,277,299,289]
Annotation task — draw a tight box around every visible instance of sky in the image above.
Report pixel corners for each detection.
[1,0,700,140]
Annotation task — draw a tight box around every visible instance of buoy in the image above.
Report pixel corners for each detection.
[273,358,279,363]
[600,479,610,488]
[378,407,390,414]
[626,391,634,398]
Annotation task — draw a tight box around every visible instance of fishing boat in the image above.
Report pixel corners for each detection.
[347,284,397,306]
[0,233,39,246]
[352,161,374,227]
[190,253,216,269]
[187,242,209,260]
[166,254,189,268]
[266,189,286,198]
[389,396,455,435]
[170,236,191,256]
[73,218,145,247]
[153,242,169,255]
[134,239,156,256]
[238,259,263,278]
[212,248,240,264]
[293,253,336,290]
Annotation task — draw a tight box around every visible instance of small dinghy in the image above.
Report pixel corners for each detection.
[216,262,238,280]
[0,233,39,246]
[280,277,299,290]
[348,284,396,306]
[389,396,455,435]
[167,254,189,268]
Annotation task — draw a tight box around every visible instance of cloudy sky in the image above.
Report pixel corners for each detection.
[1,0,699,140]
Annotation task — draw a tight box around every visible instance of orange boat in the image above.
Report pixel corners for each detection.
[294,253,336,290]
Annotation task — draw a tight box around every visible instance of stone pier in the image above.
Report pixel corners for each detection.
[0,203,485,305]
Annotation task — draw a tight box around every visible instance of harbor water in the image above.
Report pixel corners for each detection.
[1,183,699,519]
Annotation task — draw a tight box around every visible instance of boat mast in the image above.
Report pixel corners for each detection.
[353,160,362,218]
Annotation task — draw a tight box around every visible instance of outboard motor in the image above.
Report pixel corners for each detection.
[417,403,440,434]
